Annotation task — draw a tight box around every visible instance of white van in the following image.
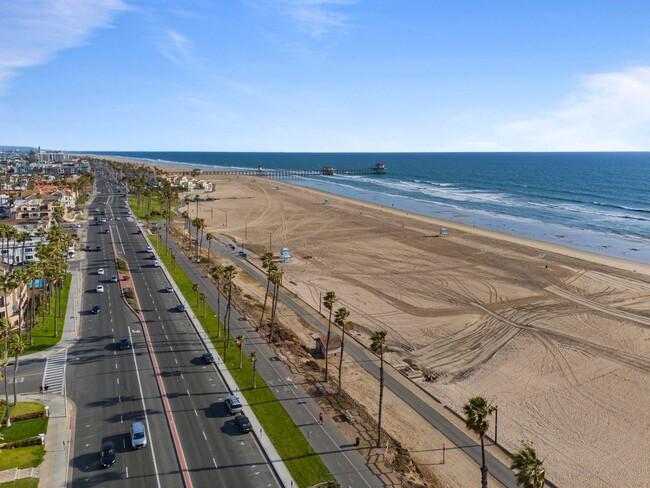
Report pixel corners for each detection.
[130,421,147,449]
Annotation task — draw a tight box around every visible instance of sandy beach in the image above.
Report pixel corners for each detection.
[107,157,650,487]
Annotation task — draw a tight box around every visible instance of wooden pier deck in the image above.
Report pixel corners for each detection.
[183,163,387,180]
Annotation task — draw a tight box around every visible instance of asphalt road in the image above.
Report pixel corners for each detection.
[69,168,280,487]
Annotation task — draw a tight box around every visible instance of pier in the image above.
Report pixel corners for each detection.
[183,162,387,180]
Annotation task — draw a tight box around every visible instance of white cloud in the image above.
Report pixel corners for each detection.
[157,29,193,64]
[0,0,129,95]
[274,0,356,37]
[494,66,650,151]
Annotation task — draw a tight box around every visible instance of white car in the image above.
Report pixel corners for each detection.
[153,260,160,267]
[146,245,153,252]
[98,268,105,275]
[96,284,104,293]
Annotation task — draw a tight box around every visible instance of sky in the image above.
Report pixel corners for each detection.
[1,0,650,152]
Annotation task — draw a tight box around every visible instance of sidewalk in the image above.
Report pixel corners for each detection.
[0,259,83,486]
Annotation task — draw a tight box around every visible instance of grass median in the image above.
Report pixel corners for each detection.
[24,274,71,355]
[150,235,333,487]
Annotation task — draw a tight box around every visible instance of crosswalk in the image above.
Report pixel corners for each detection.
[42,348,67,394]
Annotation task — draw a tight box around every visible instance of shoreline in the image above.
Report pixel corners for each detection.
[81,152,650,267]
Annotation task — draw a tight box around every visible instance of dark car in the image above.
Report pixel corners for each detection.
[177,304,185,312]
[96,246,101,252]
[235,415,252,433]
[100,441,116,468]
[91,304,100,314]
[119,337,131,350]
[202,352,214,364]
[110,275,118,283]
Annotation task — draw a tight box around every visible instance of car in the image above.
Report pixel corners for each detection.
[176,303,185,312]
[104,228,110,234]
[96,246,101,252]
[165,285,173,293]
[202,352,214,364]
[153,260,160,267]
[235,414,252,433]
[96,284,104,293]
[119,337,131,350]
[101,218,107,223]
[146,245,153,252]
[110,275,118,283]
[130,421,147,449]
[91,304,100,314]
[97,268,105,275]
[100,441,116,468]
[224,395,243,414]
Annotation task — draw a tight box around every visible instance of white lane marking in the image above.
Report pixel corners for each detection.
[117,378,119,385]
[169,345,173,351]
[212,458,218,468]
[126,327,163,488]
[194,409,198,417]
[174,358,178,365]
[186,389,191,397]
[121,415,123,423]
[180,373,184,380]
[202,431,207,441]
[125,466,129,478]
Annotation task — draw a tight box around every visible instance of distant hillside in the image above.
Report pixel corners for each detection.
[0,145,35,151]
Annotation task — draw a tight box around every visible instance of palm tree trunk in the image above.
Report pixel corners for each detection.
[3,367,10,427]
[258,279,271,332]
[481,436,488,488]
[269,284,279,342]
[378,351,384,447]
[207,241,212,267]
[337,326,346,395]
[324,309,333,382]
[12,353,19,405]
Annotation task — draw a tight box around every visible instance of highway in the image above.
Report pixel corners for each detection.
[68,168,280,487]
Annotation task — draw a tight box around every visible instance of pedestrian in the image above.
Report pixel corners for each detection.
[319,412,324,425]
[44,384,49,393]
[39,384,43,394]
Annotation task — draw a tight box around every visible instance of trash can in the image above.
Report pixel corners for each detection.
[355,437,361,447]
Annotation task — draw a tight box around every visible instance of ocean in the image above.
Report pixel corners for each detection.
[89,151,650,264]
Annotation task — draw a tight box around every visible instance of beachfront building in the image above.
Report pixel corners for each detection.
[314,333,342,358]
[0,264,28,326]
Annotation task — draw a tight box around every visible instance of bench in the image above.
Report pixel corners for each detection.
[343,410,355,423]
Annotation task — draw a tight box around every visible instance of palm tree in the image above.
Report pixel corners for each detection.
[199,292,207,317]
[258,253,276,332]
[370,329,387,447]
[192,282,200,306]
[222,265,237,347]
[0,318,12,427]
[235,334,245,368]
[206,232,214,267]
[323,291,337,383]
[511,444,546,488]
[463,396,497,488]
[181,210,190,248]
[267,268,282,343]
[334,307,350,395]
[210,265,223,337]
[10,335,24,406]
[250,351,258,389]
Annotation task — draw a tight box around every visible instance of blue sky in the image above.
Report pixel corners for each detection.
[1,0,650,152]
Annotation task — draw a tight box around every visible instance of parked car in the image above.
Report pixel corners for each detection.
[130,421,147,449]
[146,245,153,252]
[119,337,131,350]
[224,395,243,414]
[110,275,118,283]
[153,260,160,267]
[96,246,101,252]
[97,268,105,275]
[91,304,101,314]
[96,284,104,293]
[100,441,116,468]
[177,303,185,312]
[202,352,214,364]
[165,285,173,293]
[235,414,252,433]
